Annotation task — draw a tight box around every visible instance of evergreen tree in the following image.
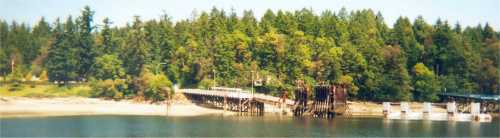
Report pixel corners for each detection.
[45,17,79,84]
[76,6,96,80]
[392,17,422,68]
[2,6,498,100]
[381,46,412,101]
[122,16,150,77]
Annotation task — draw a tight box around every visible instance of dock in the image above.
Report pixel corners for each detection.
[180,88,294,115]
[179,84,348,117]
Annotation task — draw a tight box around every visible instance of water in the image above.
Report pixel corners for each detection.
[1,115,498,137]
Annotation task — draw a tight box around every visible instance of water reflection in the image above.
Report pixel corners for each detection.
[382,118,392,136]
[0,115,498,137]
[422,120,432,137]
[399,119,411,136]
[470,121,481,137]
[447,120,457,137]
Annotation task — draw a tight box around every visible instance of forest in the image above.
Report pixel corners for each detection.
[0,6,498,102]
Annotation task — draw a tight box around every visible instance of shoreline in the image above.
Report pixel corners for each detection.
[0,96,235,118]
[0,96,459,118]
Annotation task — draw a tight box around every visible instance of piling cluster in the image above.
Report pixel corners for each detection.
[310,85,348,118]
[293,86,308,116]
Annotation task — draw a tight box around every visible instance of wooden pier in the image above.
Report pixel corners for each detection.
[180,83,348,118]
[181,88,294,116]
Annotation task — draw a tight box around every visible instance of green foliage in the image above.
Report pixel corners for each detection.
[76,6,96,78]
[392,17,421,68]
[8,65,24,83]
[380,46,412,101]
[24,71,33,81]
[146,73,173,102]
[90,79,127,100]
[93,54,125,80]
[2,6,499,102]
[285,31,313,82]
[412,63,440,102]
[199,78,215,89]
[8,82,25,91]
[1,84,92,98]
[39,70,48,81]
[122,16,151,77]
[136,69,173,102]
[336,75,359,96]
[45,17,79,85]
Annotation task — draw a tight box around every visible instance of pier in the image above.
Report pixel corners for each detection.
[178,86,496,122]
[180,87,294,116]
[180,84,348,117]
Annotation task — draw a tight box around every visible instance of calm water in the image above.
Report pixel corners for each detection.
[1,115,498,137]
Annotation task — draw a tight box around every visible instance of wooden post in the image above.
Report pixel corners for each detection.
[326,94,330,118]
[239,97,242,114]
[224,95,228,112]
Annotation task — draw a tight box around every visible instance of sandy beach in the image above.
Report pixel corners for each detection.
[0,96,235,118]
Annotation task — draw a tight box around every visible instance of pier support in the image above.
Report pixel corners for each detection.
[383,102,391,118]
[293,85,308,116]
[423,102,432,119]
[471,102,480,121]
[400,102,410,119]
[310,85,346,118]
[447,101,457,118]
[183,92,265,116]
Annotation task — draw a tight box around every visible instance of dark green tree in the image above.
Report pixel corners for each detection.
[76,6,96,79]
[45,17,79,84]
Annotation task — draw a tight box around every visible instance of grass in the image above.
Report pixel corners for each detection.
[0,83,92,98]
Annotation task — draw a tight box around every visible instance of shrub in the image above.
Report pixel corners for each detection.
[8,67,24,83]
[199,78,215,89]
[93,54,126,80]
[39,70,48,81]
[336,75,359,96]
[8,83,24,92]
[137,69,173,102]
[25,71,33,82]
[23,92,54,98]
[74,86,92,97]
[90,79,128,100]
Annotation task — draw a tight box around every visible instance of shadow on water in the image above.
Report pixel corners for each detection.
[0,115,498,137]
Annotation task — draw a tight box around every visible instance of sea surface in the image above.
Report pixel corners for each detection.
[1,115,498,137]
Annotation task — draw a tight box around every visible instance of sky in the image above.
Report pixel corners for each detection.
[1,0,499,30]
